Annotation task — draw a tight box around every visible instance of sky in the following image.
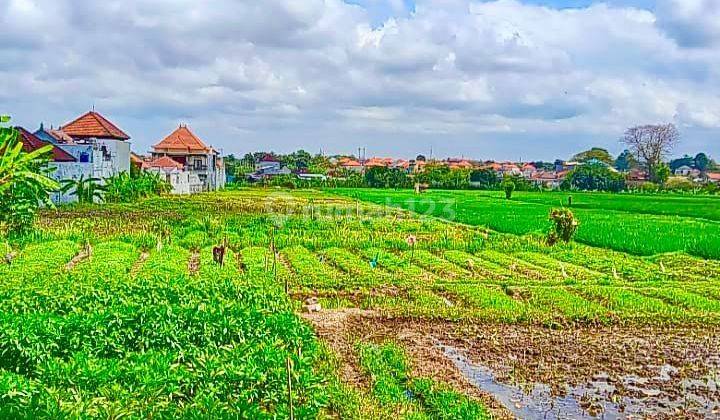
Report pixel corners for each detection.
[1,0,719,161]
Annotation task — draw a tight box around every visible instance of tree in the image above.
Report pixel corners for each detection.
[615,150,638,171]
[469,169,499,190]
[621,123,679,183]
[0,122,59,234]
[669,155,695,172]
[652,163,671,186]
[562,162,626,192]
[571,147,614,165]
[695,153,710,172]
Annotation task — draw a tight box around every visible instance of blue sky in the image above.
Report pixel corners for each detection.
[1,0,718,161]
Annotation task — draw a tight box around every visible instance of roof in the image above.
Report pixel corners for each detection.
[144,156,184,170]
[341,160,361,167]
[16,127,76,162]
[153,125,211,154]
[61,111,130,140]
[706,173,720,181]
[259,153,279,162]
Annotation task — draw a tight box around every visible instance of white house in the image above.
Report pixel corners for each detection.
[144,156,203,195]
[32,111,133,203]
[674,165,693,177]
[150,125,225,192]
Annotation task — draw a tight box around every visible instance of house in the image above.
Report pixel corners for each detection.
[626,169,649,188]
[705,173,720,184]
[16,127,88,203]
[531,170,568,189]
[144,156,203,195]
[59,111,131,178]
[339,158,363,173]
[674,165,693,177]
[256,154,282,171]
[365,157,390,168]
[151,124,225,191]
[521,163,537,178]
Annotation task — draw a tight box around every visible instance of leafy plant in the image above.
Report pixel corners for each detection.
[501,178,515,199]
[104,171,171,203]
[547,208,579,245]
[0,124,59,234]
[60,175,105,204]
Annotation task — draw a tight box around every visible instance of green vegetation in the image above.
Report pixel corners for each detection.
[1,188,719,417]
[0,124,59,234]
[334,189,720,258]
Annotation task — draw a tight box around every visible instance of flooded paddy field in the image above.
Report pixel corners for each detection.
[305,309,720,419]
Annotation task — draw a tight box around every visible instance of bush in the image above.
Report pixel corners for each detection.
[501,178,515,199]
[547,208,579,245]
[637,182,659,193]
[664,177,695,192]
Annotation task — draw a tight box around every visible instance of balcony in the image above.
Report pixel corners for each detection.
[186,164,208,172]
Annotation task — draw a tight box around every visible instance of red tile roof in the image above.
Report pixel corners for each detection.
[61,111,130,140]
[706,172,720,181]
[16,127,76,162]
[153,125,211,153]
[145,156,184,170]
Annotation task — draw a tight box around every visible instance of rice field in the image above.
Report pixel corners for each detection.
[1,188,719,418]
[332,188,720,259]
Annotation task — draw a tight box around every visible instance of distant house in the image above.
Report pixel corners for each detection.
[59,111,131,178]
[674,165,693,176]
[339,158,363,173]
[256,154,283,172]
[521,163,537,178]
[531,170,568,189]
[144,156,203,195]
[705,172,720,185]
[151,125,225,191]
[626,169,649,187]
[16,127,88,203]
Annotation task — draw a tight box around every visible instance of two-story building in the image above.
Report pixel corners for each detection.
[150,125,225,191]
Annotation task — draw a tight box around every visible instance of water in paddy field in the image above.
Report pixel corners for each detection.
[440,345,720,419]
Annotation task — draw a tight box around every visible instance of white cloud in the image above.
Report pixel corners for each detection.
[0,0,718,159]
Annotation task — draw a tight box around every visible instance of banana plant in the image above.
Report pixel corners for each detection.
[60,174,105,204]
[0,123,59,234]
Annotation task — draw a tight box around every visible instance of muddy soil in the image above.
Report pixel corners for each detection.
[303,311,720,419]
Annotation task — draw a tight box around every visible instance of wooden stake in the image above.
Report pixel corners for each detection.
[286,357,295,420]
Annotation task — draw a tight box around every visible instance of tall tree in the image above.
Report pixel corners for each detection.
[571,147,614,165]
[695,153,710,172]
[621,124,679,183]
[615,150,638,171]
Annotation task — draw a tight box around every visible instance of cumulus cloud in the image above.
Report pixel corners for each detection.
[656,0,720,48]
[0,0,718,159]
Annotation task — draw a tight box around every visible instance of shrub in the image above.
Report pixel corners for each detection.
[664,177,695,192]
[547,208,579,245]
[501,178,515,199]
